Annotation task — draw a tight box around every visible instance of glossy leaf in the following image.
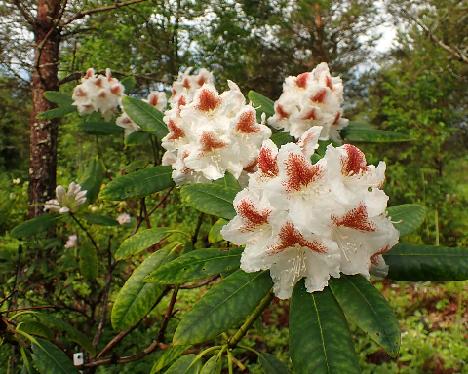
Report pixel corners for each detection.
[80,158,105,203]
[121,76,137,93]
[258,352,290,374]
[79,246,98,281]
[165,355,201,374]
[290,281,360,374]
[180,183,238,220]
[31,338,78,374]
[173,270,273,345]
[114,227,174,260]
[271,132,294,147]
[213,172,241,191]
[11,214,62,239]
[387,204,426,236]
[101,166,174,201]
[341,124,412,143]
[145,248,242,284]
[330,275,400,356]
[125,131,150,145]
[384,243,468,281]
[200,355,222,374]
[37,105,75,120]
[122,96,168,139]
[248,91,275,121]
[208,218,228,244]
[111,245,176,330]
[78,120,123,135]
[81,213,118,226]
[44,91,73,106]
[150,345,190,374]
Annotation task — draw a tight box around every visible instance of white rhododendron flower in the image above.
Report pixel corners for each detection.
[170,67,215,107]
[64,234,78,248]
[116,92,167,135]
[72,68,124,120]
[161,81,271,184]
[117,213,131,225]
[221,127,399,299]
[45,182,87,214]
[268,62,348,141]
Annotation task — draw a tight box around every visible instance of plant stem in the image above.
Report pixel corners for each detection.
[69,212,99,252]
[192,213,204,245]
[227,290,273,348]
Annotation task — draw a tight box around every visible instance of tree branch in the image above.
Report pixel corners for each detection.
[12,0,35,26]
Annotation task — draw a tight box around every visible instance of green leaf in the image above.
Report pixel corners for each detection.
[200,355,222,374]
[145,248,242,284]
[18,320,53,340]
[258,352,290,374]
[11,214,62,239]
[121,76,137,93]
[271,132,294,147]
[150,345,190,373]
[122,96,168,139]
[111,245,177,330]
[173,270,273,345]
[165,355,201,374]
[101,166,174,201]
[329,276,400,356]
[208,218,228,244]
[31,338,78,374]
[81,213,118,226]
[79,246,98,281]
[213,172,241,191]
[114,227,174,260]
[384,243,468,281]
[341,124,412,143]
[180,183,238,220]
[125,131,150,145]
[248,91,275,121]
[44,91,73,106]
[80,158,105,203]
[289,282,360,374]
[37,106,76,120]
[78,120,123,135]
[387,204,426,236]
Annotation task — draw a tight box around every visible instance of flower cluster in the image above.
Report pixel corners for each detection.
[170,68,215,107]
[268,63,348,141]
[161,81,271,184]
[116,92,167,135]
[45,182,87,214]
[221,127,399,299]
[72,68,124,120]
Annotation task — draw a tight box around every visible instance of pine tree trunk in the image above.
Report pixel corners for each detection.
[28,0,61,217]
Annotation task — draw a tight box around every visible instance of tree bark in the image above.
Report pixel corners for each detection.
[28,0,61,217]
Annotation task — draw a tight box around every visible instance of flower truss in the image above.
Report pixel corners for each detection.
[161,81,271,184]
[170,67,215,108]
[72,68,124,120]
[268,63,348,141]
[221,127,399,299]
[116,92,167,135]
[45,182,87,214]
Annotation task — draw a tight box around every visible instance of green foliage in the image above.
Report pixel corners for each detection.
[122,96,168,139]
[290,282,360,374]
[11,214,62,239]
[248,91,275,121]
[258,352,290,374]
[79,158,105,203]
[387,204,426,236]
[341,123,413,143]
[164,354,201,374]
[30,337,78,374]
[114,227,175,260]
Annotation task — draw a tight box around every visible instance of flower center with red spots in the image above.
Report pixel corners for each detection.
[302,108,317,121]
[295,73,309,88]
[200,131,226,152]
[311,89,327,104]
[236,111,258,133]
[237,199,270,230]
[197,76,207,86]
[269,222,327,254]
[275,104,289,120]
[197,89,221,112]
[148,94,159,106]
[332,203,376,232]
[258,146,279,177]
[182,78,191,89]
[284,154,322,192]
[168,119,184,140]
[341,144,367,175]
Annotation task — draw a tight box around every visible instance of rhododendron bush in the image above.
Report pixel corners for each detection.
[5,65,467,374]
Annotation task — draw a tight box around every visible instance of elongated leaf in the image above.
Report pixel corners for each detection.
[121,76,137,93]
[330,276,400,356]
[18,320,53,339]
[80,158,105,203]
[387,204,426,236]
[11,214,62,239]
[81,213,118,226]
[208,218,228,244]
[213,172,241,190]
[248,91,275,121]
[37,105,75,120]
[271,132,294,147]
[384,243,468,281]
[150,344,190,374]
[78,120,123,135]
[180,183,238,220]
[258,353,289,374]
[111,245,176,330]
[341,125,412,143]
[201,355,222,374]
[79,246,98,281]
[173,270,273,345]
[165,355,201,374]
[114,227,174,260]
[101,166,174,201]
[125,131,150,145]
[31,338,78,374]
[290,282,360,374]
[146,248,242,283]
[122,96,168,139]
[44,91,73,106]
